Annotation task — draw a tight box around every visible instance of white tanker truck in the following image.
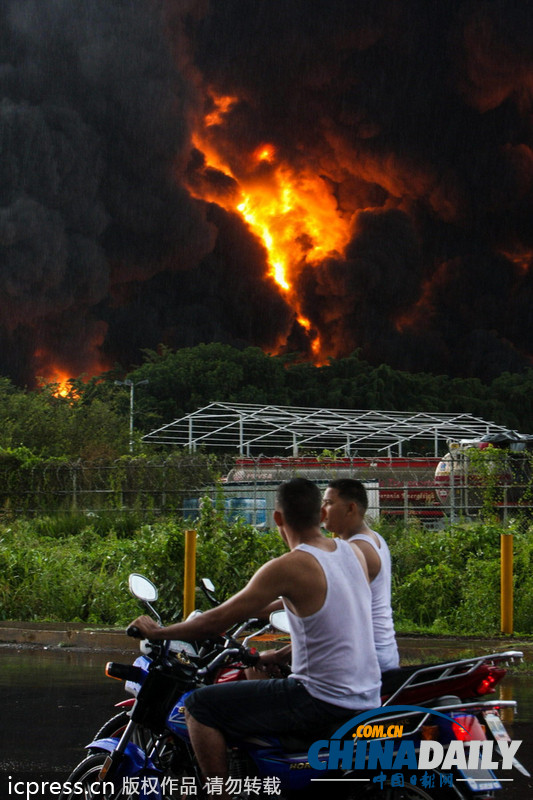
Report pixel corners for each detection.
[434,432,533,516]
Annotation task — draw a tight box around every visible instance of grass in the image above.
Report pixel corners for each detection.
[1,510,533,641]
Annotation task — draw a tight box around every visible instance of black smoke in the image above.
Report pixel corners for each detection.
[0,0,532,385]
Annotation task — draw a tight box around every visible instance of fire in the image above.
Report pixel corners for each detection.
[189,89,353,359]
[34,350,85,399]
[40,367,79,399]
[235,164,351,293]
[205,94,239,127]
[254,144,276,163]
[500,248,532,273]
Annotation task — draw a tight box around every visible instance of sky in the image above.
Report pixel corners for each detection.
[1,0,532,386]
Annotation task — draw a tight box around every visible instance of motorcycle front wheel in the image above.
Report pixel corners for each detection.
[59,751,133,799]
[91,710,155,754]
[93,711,131,741]
[61,744,199,800]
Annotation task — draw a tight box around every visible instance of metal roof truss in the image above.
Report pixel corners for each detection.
[142,402,515,457]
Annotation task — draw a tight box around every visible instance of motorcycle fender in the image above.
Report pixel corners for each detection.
[114,698,135,709]
[86,737,160,777]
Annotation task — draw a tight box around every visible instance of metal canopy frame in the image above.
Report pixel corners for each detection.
[142,402,516,457]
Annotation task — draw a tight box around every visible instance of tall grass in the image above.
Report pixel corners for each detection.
[0,502,285,625]
[1,507,532,635]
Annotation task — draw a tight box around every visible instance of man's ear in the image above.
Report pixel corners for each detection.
[273,509,283,527]
[348,501,360,517]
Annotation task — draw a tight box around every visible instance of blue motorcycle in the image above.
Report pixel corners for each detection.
[60,575,529,800]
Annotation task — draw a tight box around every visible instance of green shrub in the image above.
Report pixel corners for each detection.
[383,517,533,635]
[1,512,532,635]
[452,557,500,632]
[393,562,457,627]
[0,508,286,626]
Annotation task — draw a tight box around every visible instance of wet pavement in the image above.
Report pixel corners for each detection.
[0,636,532,798]
[0,645,125,777]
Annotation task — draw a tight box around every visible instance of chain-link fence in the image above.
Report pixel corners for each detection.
[0,453,232,516]
[1,453,531,527]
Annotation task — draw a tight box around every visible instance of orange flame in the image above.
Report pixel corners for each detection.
[34,349,93,400]
[205,94,239,127]
[500,247,532,273]
[40,367,79,399]
[254,144,277,163]
[189,89,353,359]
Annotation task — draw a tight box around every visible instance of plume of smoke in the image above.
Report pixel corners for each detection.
[173,0,533,378]
[0,0,531,386]
[0,0,215,383]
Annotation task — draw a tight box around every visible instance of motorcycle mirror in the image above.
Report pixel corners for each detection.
[201,578,215,593]
[269,609,291,634]
[129,573,158,603]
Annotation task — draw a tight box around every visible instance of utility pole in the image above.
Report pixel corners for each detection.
[115,379,149,452]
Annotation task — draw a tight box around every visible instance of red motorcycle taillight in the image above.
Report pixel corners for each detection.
[452,714,487,742]
[477,677,495,695]
[475,666,505,695]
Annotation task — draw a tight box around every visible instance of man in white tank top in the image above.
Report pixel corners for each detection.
[323,478,400,672]
[130,478,381,798]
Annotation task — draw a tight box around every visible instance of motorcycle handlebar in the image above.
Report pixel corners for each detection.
[198,645,260,677]
[126,625,142,638]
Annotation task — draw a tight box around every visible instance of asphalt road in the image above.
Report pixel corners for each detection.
[0,643,531,799]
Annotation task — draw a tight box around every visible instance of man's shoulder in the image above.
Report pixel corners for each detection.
[276,547,314,567]
[271,546,326,576]
[259,548,304,574]
[352,528,384,550]
[254,548,324,599]
[347,537,378,582]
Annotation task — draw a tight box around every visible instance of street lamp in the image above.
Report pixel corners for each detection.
[115,379,149,452]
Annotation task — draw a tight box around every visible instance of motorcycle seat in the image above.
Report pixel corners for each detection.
[279,718,353,752]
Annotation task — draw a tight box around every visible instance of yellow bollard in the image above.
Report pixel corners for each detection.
[498,683,514,726]
[183,529,197,620]
[500,533,513,635]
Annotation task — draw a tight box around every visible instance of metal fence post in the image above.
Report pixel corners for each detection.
[450,458,455,524]
[71,464,78,511]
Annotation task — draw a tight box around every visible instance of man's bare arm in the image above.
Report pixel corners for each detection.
[256,597,284,618]
[130,556,292,641]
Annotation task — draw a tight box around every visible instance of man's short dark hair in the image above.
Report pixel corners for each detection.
[328,478,368,513]
[276,478,322,531]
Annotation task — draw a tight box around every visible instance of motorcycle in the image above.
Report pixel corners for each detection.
[93,575,519,744]
[60,574,529,800]
[91,575,271,744]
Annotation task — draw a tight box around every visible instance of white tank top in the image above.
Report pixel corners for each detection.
[283,538,381,711]
[349,530,399,672]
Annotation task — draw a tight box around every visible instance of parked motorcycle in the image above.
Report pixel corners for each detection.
[59,573,529,800]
